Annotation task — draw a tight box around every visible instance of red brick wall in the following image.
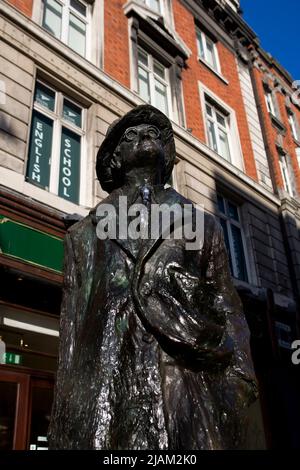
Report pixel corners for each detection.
[104,0,130,89]
[252,63,300,193]
[6,0,33,17]
[173,0,258,181]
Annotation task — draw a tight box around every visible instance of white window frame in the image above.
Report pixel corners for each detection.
[196,27,221,73]
[137,47,173,119]
[265,91,278,118]
[279,154,294,197]
[205,100,232,162]
[34,0,92,59]
[217,195,250,282]
[199,82,244,170]
[288,113,300,141]
[28,80,87,206]
[144,0,164,15]
[296,148,300,168]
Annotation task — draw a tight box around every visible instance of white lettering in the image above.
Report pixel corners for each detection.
[63,156,71,167]
[64,148,71,158]
[35,138,42,148]
[63,167,71,177]
[31,172,41,182]
[63,187,71,198]
[33,164,40,173]
[65,139,71,148]
[62,176,71,187]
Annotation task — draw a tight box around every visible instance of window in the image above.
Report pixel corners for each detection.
[196,28,219,72]
[279,154,294,197]
[26,81,85,205]
[275,321,293,350]
[42,0,90,57]
[288,113,300,141]
[265,91,278,118]
[296,148,300,168]
[144,0,162,14]
[217,195,249,282]
[205,100,231,162]
[137,48,171,116]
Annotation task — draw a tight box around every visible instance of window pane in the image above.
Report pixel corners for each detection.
[138,49,148,67]
[207,120,218,152]
[206,37,217,70]
[34,83,55,112]
[217,195,225,214]
[228,202,239,221]
[220,218,234,276]
[42,0,62,39]
[197,32,205,60]
[154,79,168,115]
[70,0,86,17]
[68,13,86,56]
[138,66,150,102]
[231,225,248,282]
[206,104,213,117]
[26,110,53,190]
[58,127,81,204]
[218,128,231,161]
[146,0,161,13]
[63,99,82,127]
[154,61,165,79]
[216,112,226,127]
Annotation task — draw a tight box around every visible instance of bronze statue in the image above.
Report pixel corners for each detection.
[49,105,259,449]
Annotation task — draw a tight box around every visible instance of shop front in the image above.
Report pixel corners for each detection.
[0,186,65,450]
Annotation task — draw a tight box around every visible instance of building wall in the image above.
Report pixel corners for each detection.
[173,0,258,181]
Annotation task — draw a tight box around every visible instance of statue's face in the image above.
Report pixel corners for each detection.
[118,123,165,172]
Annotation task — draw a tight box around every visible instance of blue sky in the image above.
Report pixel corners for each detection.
[241,0,300,79]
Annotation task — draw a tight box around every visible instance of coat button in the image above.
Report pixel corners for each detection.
[141,282,152,296]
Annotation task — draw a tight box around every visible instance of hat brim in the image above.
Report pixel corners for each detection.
[96,104,175,192]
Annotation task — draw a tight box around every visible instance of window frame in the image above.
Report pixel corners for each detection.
[196,27,221,73]
[217,194,250,282]
[205,100,232,162]
[288,112,300,142]
[137,46,173,119]
[26,80,87,206]
[264,90,280,120]
[199,83,244,170]
[40,0,92,59]
[279,154,294,197]
[144,0,164,15]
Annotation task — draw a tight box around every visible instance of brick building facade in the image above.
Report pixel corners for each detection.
[0,0,300,449]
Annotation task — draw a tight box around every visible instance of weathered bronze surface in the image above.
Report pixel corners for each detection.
[49,105,259,449]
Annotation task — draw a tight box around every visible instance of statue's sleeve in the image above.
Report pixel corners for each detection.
[49,232,78,444]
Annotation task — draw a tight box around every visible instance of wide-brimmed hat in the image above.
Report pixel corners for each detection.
[96,104,175,192]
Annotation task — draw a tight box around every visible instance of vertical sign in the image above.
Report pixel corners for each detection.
[58,127,81,204]
[26,110,53,189]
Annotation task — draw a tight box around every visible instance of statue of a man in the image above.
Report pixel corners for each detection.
[49,105,258,450]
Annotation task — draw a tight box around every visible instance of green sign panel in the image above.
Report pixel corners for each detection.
[34,82,55,111]
[26,110,53,190]
[4,352,23,365]
[58,127,81,204]
[0,215,64,272]
[63,99,82,127]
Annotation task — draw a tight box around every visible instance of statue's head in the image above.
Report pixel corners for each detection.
[96,105,175,193]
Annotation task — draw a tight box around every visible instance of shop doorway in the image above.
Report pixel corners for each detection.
[0,367,54,450]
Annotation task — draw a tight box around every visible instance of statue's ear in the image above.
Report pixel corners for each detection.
[110,147,122,170]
